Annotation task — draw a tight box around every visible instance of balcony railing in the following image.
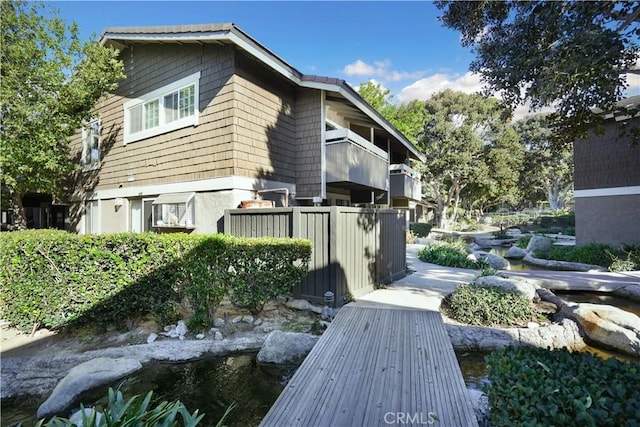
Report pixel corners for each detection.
[389,164,422,200]
[325,128,389,190]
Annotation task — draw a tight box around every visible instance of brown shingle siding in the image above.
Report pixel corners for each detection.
[574,118,640,190]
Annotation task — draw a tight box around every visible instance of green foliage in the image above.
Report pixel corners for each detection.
[409,222,432,238]
[220,238,312,315]
[0,1,125,228]
[35,387,209,426]
[533,243,639,270]
[491,229,510,240]
[0,231,311,332]
[609,245,640,272]
[444,284,535,326]
[515,116,574,210]
[417,241,487,269]
[538,212,575,229]
[417,90,519,229]
[486,346,640,426]
[437,1,640,145]
[516,235,532,249]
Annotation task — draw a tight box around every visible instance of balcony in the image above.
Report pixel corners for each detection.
[325,128,389,191]
[389,164,422,201]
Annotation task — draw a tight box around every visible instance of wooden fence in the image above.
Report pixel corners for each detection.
[224,207,406,305]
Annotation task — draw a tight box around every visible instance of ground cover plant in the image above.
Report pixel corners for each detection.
[534,243,640,271]
[417,241,488,269]
[443,284,536,327]
[486,346,640,426]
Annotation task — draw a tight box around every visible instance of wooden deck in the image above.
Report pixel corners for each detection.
[260,305,478,427]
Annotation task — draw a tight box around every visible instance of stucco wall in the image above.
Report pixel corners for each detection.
[575,195,640,246]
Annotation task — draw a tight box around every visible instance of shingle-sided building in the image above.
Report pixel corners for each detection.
[67,23,425,234]
[574,97,640,246]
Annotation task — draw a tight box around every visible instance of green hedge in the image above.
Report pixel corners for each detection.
[0,230,311,332]
[486,346,640,426]
[409,222,432,238]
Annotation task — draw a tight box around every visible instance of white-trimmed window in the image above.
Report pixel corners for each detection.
[123,71,201,144]
[82,118,101,170]
[152,192,195,229]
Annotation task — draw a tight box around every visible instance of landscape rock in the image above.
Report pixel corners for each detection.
[446,318,585,351]
[253,318,264,327]
[213,331,223,340]
[69,408,103,426]
[231,315,243,324]
[146,333,158,344]
[523,254,606,272]
[242,315,254,324]
[175,321,188,337]
[472,251,510,270]
[474,275,538,301]
[504,245,527,260]
[256,330,319,365]
[285,299,324,314]
[525,235,553,254]
[613,285,640,302]
[37,357,142,419]
[213,318,225,328]
[561,303,640,356]
[195,333,205,340]
[467,389,489,427]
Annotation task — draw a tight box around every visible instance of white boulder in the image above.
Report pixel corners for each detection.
[37,357,142,419]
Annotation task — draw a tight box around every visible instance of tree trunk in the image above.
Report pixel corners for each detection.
[11,192,27,230]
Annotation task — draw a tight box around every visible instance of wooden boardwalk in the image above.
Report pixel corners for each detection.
[260,305,478,427]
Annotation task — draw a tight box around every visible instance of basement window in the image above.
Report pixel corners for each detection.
[152,192,195,228]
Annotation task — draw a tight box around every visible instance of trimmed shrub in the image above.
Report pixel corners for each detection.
[538,212,575,229]
[220,237,312,315]
[486,346,640,426]
[417,241,487,269]
[0,231,311,332]
[443,284,535,326]
[409,222,432,238]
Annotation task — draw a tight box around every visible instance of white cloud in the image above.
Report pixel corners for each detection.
[342,59,424,82]
[397,71,553,122]
[343,59,375,76]
[624,72,640,97]
[396,71,484,103]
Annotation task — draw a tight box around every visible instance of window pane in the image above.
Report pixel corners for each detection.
[129,104,143,134]
[144,100,159,129]
[164,93,179,123]
[83,121,100,166]
[179,85,195,119]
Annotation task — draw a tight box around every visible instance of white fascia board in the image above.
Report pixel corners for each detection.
[73,176,296,202]
[574,186,640,198]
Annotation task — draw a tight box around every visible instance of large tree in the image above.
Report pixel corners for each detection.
[436,1,640,144]
[358,81,426,144]
[417,90,514,229]
[0,1,125,228]
[516,115,574,211]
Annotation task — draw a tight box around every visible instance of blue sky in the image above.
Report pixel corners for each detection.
[50,1,480,101]
[49,1,640,118]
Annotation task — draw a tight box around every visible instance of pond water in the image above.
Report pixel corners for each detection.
[489,246,540,271]
[1,352,294,427]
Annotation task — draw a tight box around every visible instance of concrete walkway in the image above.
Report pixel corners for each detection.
[356,245,478,311]
[356,244,640,311]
